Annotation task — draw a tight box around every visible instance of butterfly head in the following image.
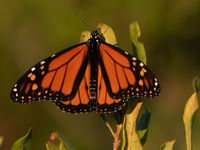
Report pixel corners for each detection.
[89,31,105,43]
[87,31,101,49]
[90,31,99,41]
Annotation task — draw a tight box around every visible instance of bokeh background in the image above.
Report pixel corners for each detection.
[1,0,200,149]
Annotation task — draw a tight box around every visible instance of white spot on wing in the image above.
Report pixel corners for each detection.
[125,52,128,55]
[139,62,144,67]
[13,88,17,92]
[40,61,46,65]
[31,67,36,71]
[51,54,55,57]
[155,82,158,86]
[132,57,137,61]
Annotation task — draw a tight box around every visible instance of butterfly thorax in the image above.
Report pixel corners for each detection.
[87,31,100,101]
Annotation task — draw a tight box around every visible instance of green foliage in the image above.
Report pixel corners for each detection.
[46,142,60,150]
[12,130,75,150]
[123,102,143,150]
[79,31,91,43]
[183,77,200,150]
[160,140,176,150]
[11,128,32,150]
[137,110,151,145]
[46,132,75,150]
[193,77,200,93]
[97,23,118,46]
[129,21,146,65]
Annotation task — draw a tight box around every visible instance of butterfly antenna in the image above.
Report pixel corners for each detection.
[73,10,91,30]
[105,10,122,23]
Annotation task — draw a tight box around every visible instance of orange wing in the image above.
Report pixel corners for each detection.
[96,64,126,113]
[54,63,126,114]
[54,63,95,113]
[10,43,89,103]
[99,42,160,100]
[10,37,160,114]
[54,42,161,114]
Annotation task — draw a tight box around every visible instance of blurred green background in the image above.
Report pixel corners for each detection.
[1,0,200,149]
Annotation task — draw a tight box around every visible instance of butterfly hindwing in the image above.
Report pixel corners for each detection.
[55,63,127,114]
[10,43,89,103]
[55,63,97,113]
[96,64,126,113]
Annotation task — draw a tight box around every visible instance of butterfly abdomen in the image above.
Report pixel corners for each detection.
[89,59,98,101]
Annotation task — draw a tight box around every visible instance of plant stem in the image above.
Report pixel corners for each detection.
[113,124,122,150]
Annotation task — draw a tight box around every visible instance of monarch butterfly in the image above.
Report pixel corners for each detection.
[10,25,160,114]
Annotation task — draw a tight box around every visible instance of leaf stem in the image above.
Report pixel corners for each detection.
[105,122,115,138]
[113,124,122,150]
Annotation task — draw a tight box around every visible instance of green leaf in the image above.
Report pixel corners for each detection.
[0,136,3,147]
[183,77,200,150]
[46,142,60,150]
[124,101,143,150]
[193,76,200,93]
[11,128,32,150]
[129,21,146,64]
[79,31,91,43]
[137,111,151,145]
[46,132,75,150]
[100,112,122,126]
[160,140,175,150]
[97,23,117,46]
[121,120,126,150]
[137,129,147,142]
